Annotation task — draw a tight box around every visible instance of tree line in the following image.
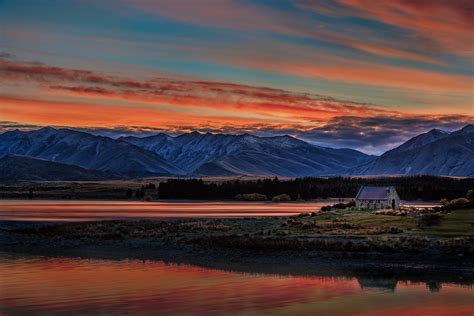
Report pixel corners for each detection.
[157,176,474,201]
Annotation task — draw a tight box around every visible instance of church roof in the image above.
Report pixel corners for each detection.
[355,186,394,200]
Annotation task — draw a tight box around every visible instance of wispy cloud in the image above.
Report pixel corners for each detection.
[296,115,473,153]
[1,54,472,154]
[0,52,14,59]
[116,0,454,64]
[298,0,474,57]
[0,57,397,123]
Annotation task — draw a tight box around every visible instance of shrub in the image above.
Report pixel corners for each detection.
[321,201,355,212]
[440,198,450,206]
[466,189,474,201]
[272,193,292,202]
[448,198,469,208]
[321,205,332,212]
[440,197,472,210]
[418,214,442,228]
[449,198,469,207]
[235,193,268,201]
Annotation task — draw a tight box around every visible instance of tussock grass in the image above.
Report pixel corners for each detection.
[190,234,473,256]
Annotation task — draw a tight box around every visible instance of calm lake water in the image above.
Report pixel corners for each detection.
[0,200,439,221]
[0,200,329,221]
[0,253,472,316]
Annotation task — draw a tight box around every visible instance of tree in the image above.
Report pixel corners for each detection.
[440,198,449,206]
[145,183,156,189]
[28,188,34,199]
[272,193,291,202]
[126,188,133,199]
[155,176,474,201]
[466,189,474,201]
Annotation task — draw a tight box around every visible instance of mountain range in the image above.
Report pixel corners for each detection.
[119,132,371,177]
[0,127,183,177]
[0,124,472,180]
[350,124,474,177]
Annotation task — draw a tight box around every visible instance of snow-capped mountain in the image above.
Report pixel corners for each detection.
[1,125,472,180]
[350,125,474,177]
[120,132,373,177]
[0,127,184,177]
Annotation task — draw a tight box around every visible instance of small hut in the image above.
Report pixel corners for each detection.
[355,186,400,210]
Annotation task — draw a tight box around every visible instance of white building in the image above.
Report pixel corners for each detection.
[355,186,400,210]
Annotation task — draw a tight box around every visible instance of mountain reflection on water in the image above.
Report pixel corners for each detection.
[0,253,472,316]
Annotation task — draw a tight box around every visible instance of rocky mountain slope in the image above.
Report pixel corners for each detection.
[0,127,184,177]
[350,125,474,177]
[1,125,472,179]
[0,155,119,181]
[120,132,372,177]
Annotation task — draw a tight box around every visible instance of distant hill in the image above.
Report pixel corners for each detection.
[0,155,118,181]
[350,125,474,177]
[120,132,373,177]
[0,127,184,177]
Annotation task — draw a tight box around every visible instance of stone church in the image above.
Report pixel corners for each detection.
[355,186,400,210]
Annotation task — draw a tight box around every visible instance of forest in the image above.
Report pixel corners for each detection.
[157,176,474,201]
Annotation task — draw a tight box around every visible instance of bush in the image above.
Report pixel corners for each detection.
[235,193,268,201]
[418,214,442,228]
[272,193,292,202]
[321,205,332,212]
[466,189,474,201]
[448,198,469,207]
[332,201,355,209]
[321,201,355,212]
[440,197,472,210]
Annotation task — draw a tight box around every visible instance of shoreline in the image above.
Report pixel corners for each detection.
[1,216,472,281]
[3,244,473,288]
[0,198,441,204]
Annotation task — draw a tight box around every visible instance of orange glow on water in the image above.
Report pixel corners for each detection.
[0,200,440,222]
[0,255,472,315]
[0,200,327,221]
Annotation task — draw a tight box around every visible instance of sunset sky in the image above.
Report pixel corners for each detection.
[0,0,472,154]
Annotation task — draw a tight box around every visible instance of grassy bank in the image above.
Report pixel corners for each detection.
[1,209,473,267]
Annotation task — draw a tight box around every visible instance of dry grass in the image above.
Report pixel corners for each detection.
[8,209,473,258]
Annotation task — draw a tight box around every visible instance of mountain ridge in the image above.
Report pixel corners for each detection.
[119,131,373,177]
[350,124,474,177]
[0,154,119,181]
[0,127,184,177]
[0,125,472,179]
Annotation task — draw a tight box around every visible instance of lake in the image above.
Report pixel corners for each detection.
[0,200,330,221]
[0,200,439,221]
[0,253,472,316]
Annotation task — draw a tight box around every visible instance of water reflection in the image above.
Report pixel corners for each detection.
[0,200,440,222]
[0,200,327,221]
[357,277,398,292]
[0,253,472,316]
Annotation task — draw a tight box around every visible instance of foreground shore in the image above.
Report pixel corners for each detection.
[1,208,473,279]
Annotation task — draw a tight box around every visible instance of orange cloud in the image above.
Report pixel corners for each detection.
[240,56,472,93]
[1,58,401,124]
[1,57,471,145]
[83,0,448,66]
[1,95,330,134]
[306,0,474,57]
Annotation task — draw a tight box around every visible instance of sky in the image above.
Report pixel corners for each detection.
[0,0,472,154]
